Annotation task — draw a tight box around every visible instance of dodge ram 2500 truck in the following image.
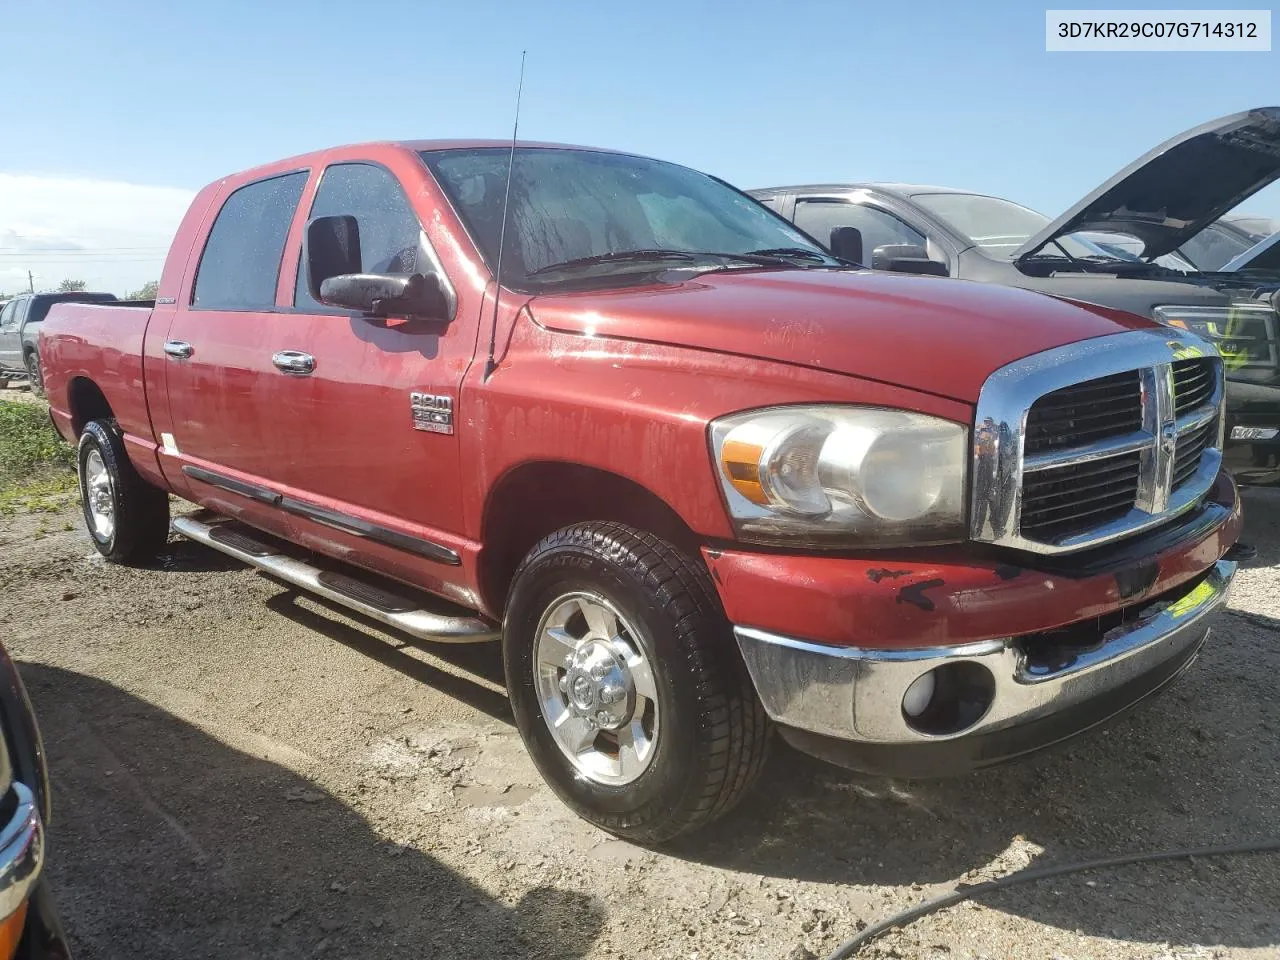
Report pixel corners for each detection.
[40,140,1241,841]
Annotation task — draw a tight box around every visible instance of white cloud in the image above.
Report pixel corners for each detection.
[0,173,195,296]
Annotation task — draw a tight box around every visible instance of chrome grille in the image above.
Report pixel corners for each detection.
[1172,418,1216,490]
[1172,358,1215,416]
[1019,452,1141,542]
[971,330,1225,555]
[1024,371,1142,455]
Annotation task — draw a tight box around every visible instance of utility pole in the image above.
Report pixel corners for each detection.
[27,271,34,293]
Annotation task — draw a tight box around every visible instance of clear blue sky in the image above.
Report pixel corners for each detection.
[1,0,1278,290]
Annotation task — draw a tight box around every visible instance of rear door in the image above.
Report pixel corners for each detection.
[159,170,309,530]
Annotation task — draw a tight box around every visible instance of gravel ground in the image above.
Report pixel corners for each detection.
[1,414,1278,959]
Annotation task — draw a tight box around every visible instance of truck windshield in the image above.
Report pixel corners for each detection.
[420,147,838,289]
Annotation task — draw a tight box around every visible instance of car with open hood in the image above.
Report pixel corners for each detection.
[752,106,1280,458]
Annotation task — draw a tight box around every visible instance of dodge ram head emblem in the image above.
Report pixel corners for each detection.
[410,393,454,434]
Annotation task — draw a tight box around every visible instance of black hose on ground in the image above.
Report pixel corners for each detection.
[823,838,1280,959]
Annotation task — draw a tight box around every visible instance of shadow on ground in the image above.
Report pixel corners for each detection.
[23,663,603,960]
[94,488,1280,953]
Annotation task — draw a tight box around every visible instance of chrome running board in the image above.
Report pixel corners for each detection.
[172,514,499,644]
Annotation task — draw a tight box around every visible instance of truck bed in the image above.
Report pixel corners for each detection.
[40,300,157,447]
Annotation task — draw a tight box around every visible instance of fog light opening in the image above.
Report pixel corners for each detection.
[902,661,996,736]
[902,670,937,718]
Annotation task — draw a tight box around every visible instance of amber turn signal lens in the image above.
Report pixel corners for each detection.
[720,438,767,504]
[0,900,28,959]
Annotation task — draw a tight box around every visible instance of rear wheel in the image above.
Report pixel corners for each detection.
[503,522,771,843]
[78,419,170,563]
[24,350,43,397]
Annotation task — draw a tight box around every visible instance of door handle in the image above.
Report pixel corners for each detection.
[163,340,194,359]
[272,351,315,376]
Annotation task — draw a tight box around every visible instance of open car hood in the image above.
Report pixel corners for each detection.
[1014,106,1280,262]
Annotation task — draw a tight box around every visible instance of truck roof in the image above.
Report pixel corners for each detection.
[227,139,633,185]
[748,182,989,199]
[400,138,624,153]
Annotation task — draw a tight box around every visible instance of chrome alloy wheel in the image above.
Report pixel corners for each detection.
[83,449,115,541]
[533,592,659,786]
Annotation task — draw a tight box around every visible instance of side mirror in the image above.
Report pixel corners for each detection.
[828,226,864,264]
[871,243,949,277]
[306,215,362,300]
[318,272,448,320]
[308,214,450,320]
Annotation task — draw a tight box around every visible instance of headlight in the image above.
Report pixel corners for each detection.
[709,406,968,546]
[1152,303,1278,372]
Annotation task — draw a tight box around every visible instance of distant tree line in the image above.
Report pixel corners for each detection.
[0,278,159,300]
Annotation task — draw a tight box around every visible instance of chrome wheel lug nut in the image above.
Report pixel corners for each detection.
[590,664,607,681]
[596,710,611,725]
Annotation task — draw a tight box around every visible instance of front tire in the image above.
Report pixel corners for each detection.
[503,522,771,843]
[78,419,170,563]
[24,350,44,397]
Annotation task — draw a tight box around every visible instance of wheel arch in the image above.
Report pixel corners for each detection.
[478,460,704,618]
[67,376,114,437]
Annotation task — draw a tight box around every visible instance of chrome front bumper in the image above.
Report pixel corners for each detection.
[735,560,1235,756]
[0,781,44,921]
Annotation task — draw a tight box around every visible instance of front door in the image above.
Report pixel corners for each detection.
[265,160,470,544]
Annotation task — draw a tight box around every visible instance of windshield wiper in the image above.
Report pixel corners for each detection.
[746,247,835,263]
[527,249,699,277]
[527,247,836,280]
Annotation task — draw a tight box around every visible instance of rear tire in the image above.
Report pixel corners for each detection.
[78,419,170,564]
[24,350,44,398]
[503,521,771,843]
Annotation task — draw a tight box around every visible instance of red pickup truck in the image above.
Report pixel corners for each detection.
[40,141,1241,841]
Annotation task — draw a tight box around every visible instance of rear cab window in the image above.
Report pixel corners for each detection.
[192,172,308,310]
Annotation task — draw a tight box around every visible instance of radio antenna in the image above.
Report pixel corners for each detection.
[484,50,526,381]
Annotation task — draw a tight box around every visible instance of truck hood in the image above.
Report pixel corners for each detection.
[1014,106,1280,262]
[528,269,1155,404]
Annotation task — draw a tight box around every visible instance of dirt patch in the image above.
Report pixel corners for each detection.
[3,483,1279,959]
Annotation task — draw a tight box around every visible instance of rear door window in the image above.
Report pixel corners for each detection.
[192,172,308,310]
